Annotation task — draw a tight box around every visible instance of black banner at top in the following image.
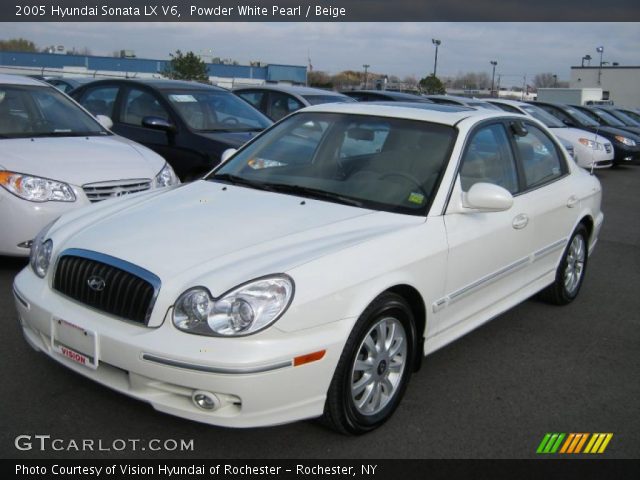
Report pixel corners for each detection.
[3,0,640,22]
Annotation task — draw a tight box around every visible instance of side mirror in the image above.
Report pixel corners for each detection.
[142,116,176,132]
[221,148,237,163]
[562,119,575,127]
[463,182,513,212]
[95,115,113,130]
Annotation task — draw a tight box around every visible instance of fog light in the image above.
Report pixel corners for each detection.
[192,390,220,410]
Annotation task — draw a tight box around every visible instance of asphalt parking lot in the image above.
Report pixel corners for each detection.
[1,166,639,460]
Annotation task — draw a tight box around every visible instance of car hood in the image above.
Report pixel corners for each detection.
[0,135,164,185]
[51,180,424,292]
[550,127,611,145]
[195,130,260,148]
[583,125,640,140]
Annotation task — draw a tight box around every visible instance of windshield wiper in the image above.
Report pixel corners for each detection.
[24,131,103,138]
[209,173,278,193]
[263,183,364,208]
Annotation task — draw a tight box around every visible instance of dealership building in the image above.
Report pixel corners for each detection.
[0,51,307,88]
[570,66,640,108]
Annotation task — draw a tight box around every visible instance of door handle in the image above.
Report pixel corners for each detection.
[567,195,578,208]
[512,213,529,230]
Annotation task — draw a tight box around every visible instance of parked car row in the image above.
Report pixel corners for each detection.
[531,102,640,166]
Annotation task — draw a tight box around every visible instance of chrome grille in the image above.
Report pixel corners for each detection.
[604,144,612,154]
[53,249,160,325]
[83,179,151,203]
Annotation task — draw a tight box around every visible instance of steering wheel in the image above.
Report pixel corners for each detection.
[379,172,428,197]
[221,117,239,125]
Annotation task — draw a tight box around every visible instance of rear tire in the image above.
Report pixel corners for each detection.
[540,224,589,305]
[321,292,416,435]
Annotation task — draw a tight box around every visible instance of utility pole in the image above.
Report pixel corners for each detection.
[432,39,441,77]
[490,60,498,97]
[597,46,604,85]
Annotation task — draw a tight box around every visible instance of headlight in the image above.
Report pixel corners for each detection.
[578,138,604,150]
[173,275,294,337]
[614,135,637,147]
[0,171,75,202]
[154,163,179,187]
[29,219,57,278]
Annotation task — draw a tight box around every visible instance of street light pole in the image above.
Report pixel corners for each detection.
[362,64,370,89]
[596,46,604,85]
[553,74,558,87]
[432,39,441,77]
[490,60,498,97]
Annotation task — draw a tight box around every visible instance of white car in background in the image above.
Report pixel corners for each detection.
[487,99,614,169]
[0,75,179,256]
[14,103,602,434]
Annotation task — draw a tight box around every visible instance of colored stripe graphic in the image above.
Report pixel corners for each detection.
[536,433,565,454]
[538,433,613,454]
[584,433,614,454]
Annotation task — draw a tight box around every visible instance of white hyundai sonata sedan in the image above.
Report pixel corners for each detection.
[13,102,603,434]
[0,74,179,256]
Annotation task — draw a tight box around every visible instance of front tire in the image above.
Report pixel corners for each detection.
[540,224,589,305]
[321,292,416,435]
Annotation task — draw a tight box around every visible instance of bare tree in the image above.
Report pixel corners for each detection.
[533,73,558,88]
[450,72,491,90]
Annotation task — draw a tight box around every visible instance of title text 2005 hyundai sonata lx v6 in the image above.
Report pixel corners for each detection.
[13,103,603,434]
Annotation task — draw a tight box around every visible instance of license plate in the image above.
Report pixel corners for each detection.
[51,318,98,369]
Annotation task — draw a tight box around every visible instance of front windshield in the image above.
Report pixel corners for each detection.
[164,89,272,132]
[209,112,457,216]
[521,105,565,128]
[466,101,501,111]
[0,85,106,138]
[591,109,627,127]
[608,109,640,126]
[302,95,355,105]
[563,106,599,127]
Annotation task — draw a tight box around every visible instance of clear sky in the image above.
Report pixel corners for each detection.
[2,22,638,84]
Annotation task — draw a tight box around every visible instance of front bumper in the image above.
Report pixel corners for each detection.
[612,143,640,165]
[13,268,350,428]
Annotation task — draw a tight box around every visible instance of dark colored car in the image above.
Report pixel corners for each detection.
[70,79,272,180]
[233,85,354,121]
[572,105,640,136]
[341,90,434,103]
[615,107,640,124]
[531,101,640,165]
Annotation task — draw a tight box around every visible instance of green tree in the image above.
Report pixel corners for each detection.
[163,50,209,83]
[419,74,446,94]
[0,38,37,52]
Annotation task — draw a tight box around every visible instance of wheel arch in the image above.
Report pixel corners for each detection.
[385,284,427,372]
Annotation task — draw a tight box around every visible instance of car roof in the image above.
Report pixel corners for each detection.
[488,98,529,107]
[299,102,506,126]
[343,90,432,101]
[0,74,49,86]
[234,84,348,97]
[73,78,226,91]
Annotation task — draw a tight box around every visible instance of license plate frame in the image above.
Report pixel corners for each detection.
[51,318,99,370]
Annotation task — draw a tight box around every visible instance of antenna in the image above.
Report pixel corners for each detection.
[590,121,601,176]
